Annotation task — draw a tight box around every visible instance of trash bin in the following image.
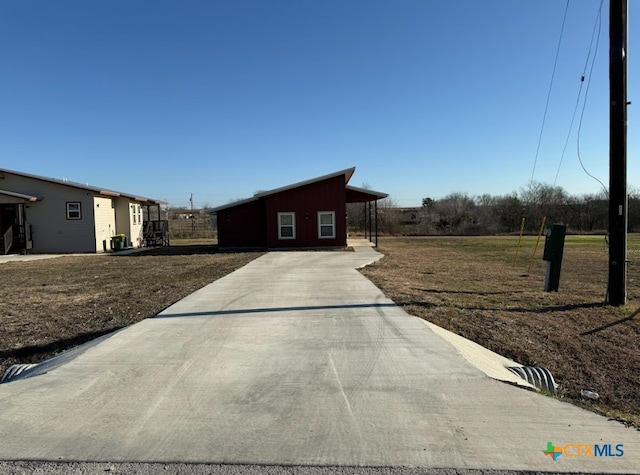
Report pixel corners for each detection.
[111,234,126,251]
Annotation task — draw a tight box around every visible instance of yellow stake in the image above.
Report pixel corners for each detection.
[513,218,526,267]
[527,216,547,274]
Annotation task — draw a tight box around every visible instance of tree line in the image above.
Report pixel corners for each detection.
[348,181,640,235]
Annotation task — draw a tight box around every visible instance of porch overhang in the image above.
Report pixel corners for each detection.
[136,198,167,205]
[346,185,388,203]
[0,189,41,202]
[98,191,166,206]
[346,185,387,248]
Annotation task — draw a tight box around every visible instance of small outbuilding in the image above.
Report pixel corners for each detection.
[0,168,167,254]
[210,167,387,249]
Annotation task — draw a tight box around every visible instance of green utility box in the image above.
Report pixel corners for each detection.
[542,224,567,292]
[111,234,126,252]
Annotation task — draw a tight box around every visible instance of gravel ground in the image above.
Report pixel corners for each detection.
[0,462,604,475]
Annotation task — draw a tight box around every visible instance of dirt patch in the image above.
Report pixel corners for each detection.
[360,235,640,427]
[0,249,261,378]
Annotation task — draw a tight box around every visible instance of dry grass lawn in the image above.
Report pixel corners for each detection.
[360,235,640,427]
[0,245,260,379]
[3,236,640,428]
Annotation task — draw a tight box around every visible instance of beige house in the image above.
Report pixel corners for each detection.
[0,168,165,254]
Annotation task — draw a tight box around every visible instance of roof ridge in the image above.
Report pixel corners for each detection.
[210,167,356,212]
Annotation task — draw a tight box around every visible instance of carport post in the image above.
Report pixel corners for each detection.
[363,202,367,239]
[368,201,373,242]
[365,201,369,241]
[375,199,378,247]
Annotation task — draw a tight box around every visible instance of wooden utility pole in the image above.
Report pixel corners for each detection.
[607,0,628,305]
[190,193,195,235]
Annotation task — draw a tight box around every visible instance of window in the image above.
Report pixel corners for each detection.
[137,205,142,224]
[66,202,82,220]
[318,211,335,239]
[278,212,296,240]
[131,205,136,224]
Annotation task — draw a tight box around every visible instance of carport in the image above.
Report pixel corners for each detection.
[346,185,388,247]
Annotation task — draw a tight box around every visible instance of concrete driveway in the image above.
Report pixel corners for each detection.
[0,241,638,472]
[0,253,69,264]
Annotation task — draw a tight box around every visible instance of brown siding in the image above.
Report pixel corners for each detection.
[217,199,266,248]
[265,175,346,248]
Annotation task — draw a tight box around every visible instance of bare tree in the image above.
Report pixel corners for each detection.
[376,196,401,235]
[347,196,401,236]
[519,181,569,231]
[432,192,478,234]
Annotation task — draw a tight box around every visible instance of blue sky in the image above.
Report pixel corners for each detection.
[0,1,637,208]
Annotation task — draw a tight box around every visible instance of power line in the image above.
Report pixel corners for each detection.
[554,0,607,196]
[575,0,609,196]
[552,74,585,187]
[530,0,570,184]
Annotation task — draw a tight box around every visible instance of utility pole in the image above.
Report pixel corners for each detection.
[190,193,195,235]
[607,0,628,305]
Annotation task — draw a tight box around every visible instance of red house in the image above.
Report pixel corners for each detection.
[211,167,387,249]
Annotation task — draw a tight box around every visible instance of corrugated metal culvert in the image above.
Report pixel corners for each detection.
[507,366,558,394]
[1,364,37,384]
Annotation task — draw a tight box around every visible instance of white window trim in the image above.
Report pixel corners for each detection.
[318,211,336,239]
[278,212,296,240]
[66,202,82,220]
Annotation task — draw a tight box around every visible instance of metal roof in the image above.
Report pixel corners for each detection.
[210,167,360,212]
[0,168,165,205]
[346,184,388,201]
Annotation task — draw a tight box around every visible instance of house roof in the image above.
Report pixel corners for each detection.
[0,168,165,205]
[0,189,41,202]
[210,167,366,213]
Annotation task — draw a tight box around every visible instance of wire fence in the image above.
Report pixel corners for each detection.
[168,215,216,240]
